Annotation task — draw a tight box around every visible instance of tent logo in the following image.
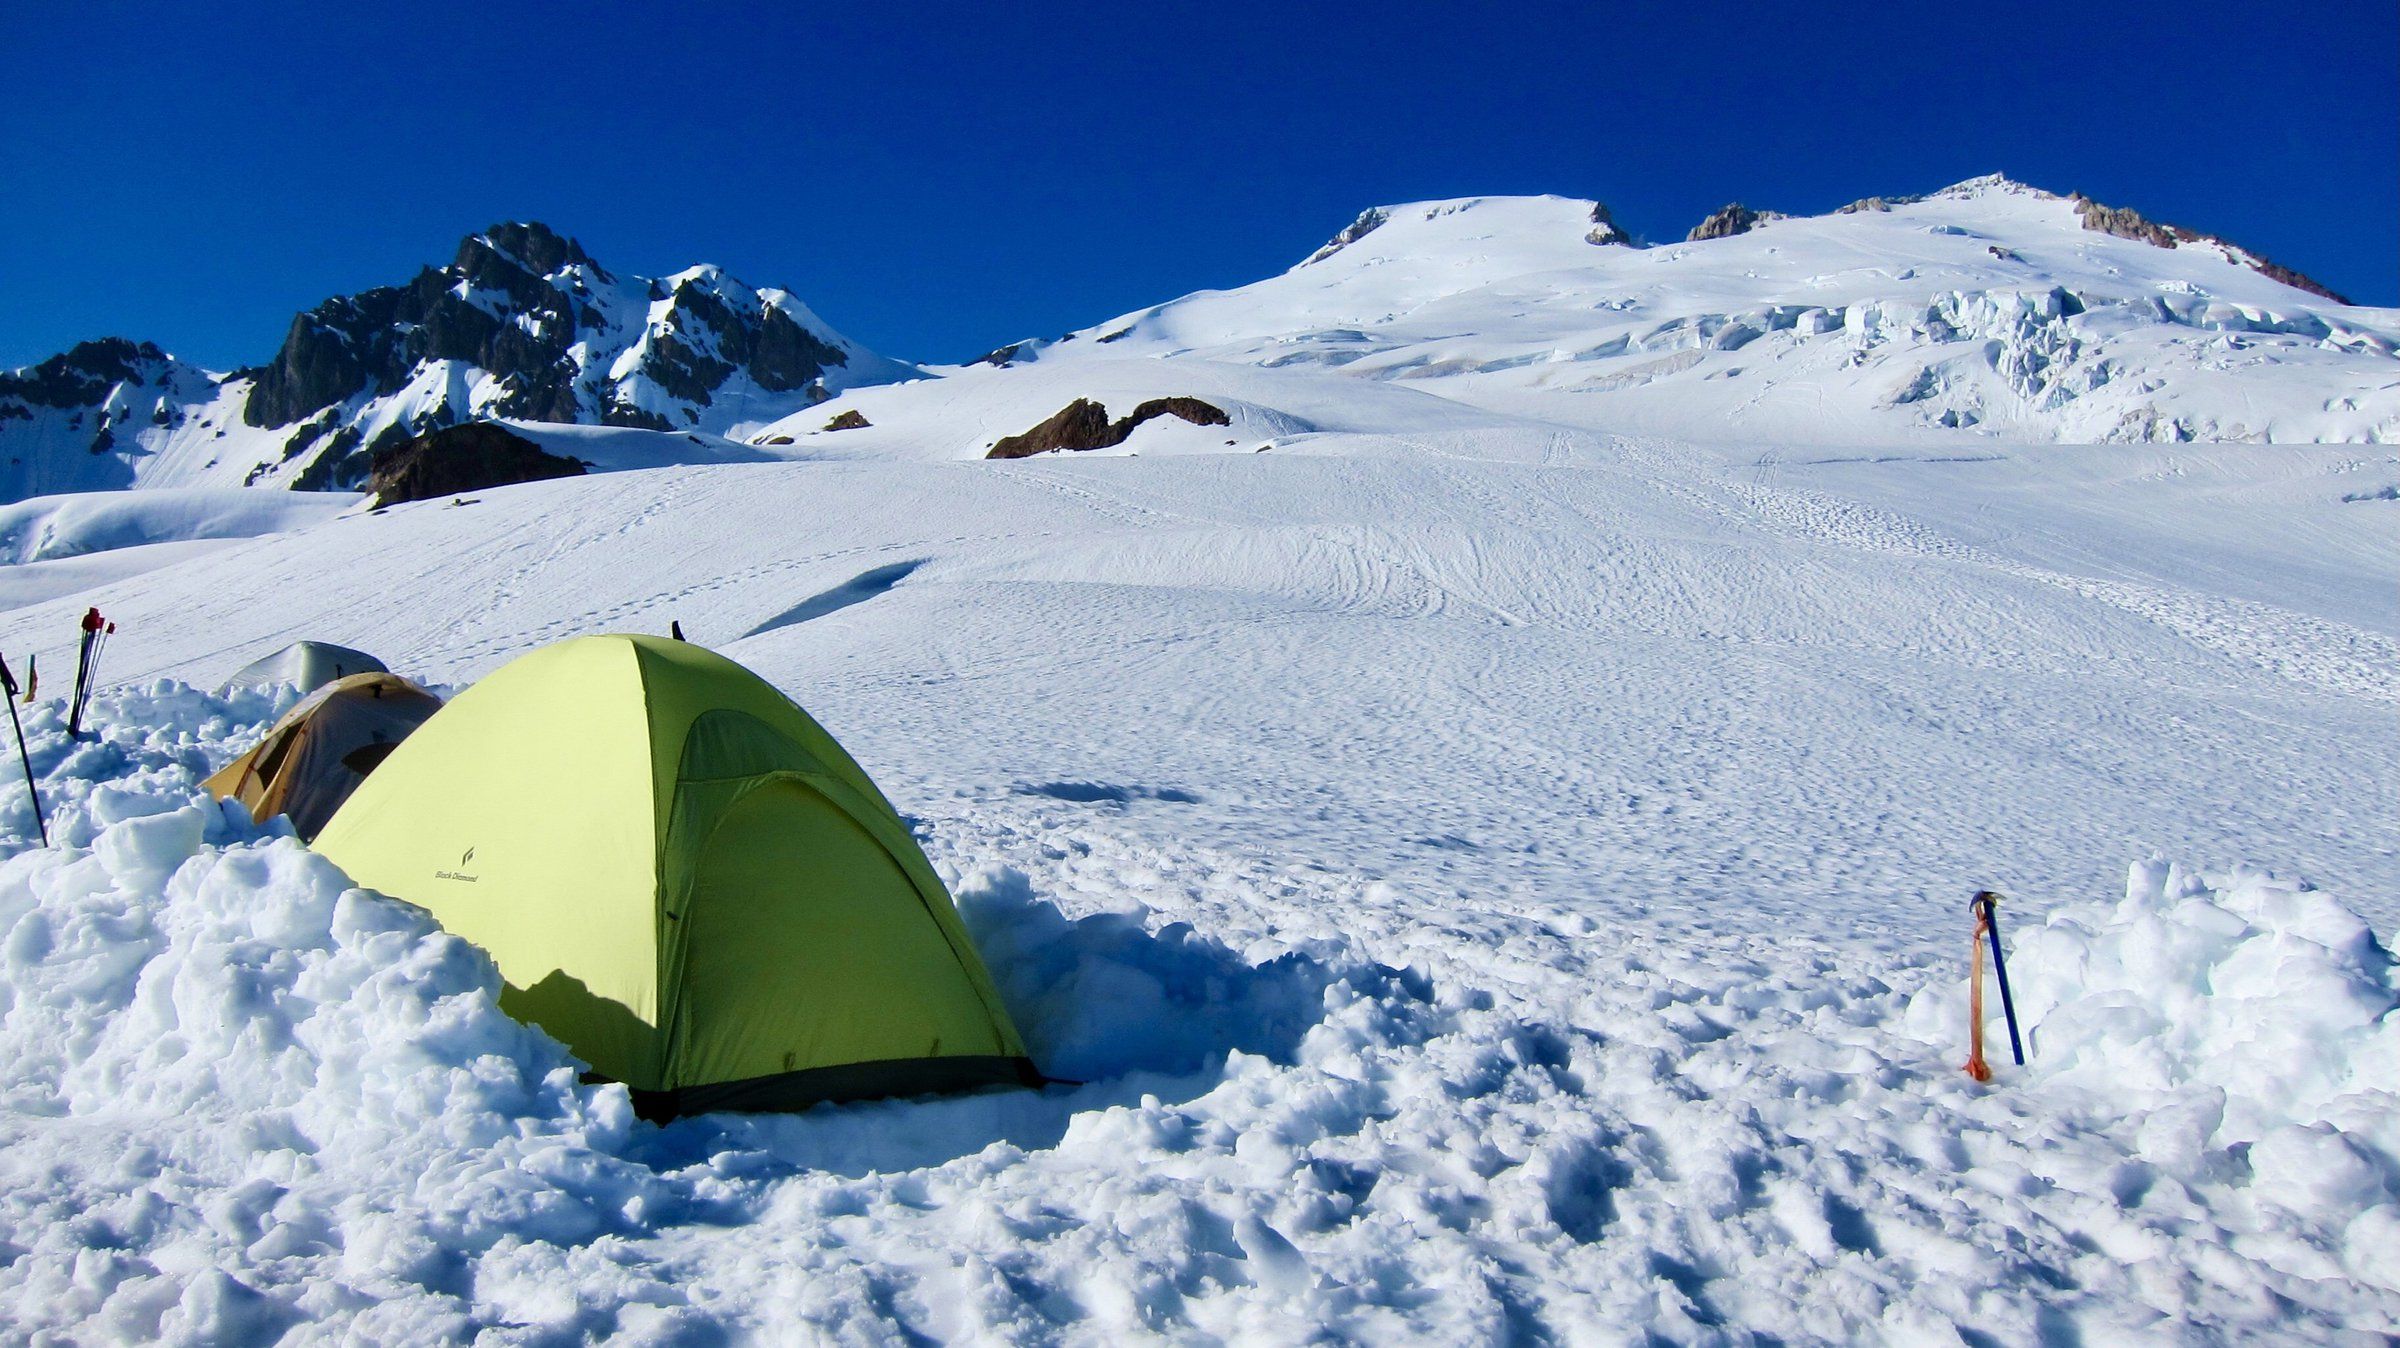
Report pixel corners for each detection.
[435,845,481,884]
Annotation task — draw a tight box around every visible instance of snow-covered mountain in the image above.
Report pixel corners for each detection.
[995,175,2397,448]
[0,223,918,499]
[10,178,2393,507]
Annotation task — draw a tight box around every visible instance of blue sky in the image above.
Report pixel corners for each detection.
[3,1,2392,370]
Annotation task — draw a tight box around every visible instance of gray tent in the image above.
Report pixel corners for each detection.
[218,642,389,696]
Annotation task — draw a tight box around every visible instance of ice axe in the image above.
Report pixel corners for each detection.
[0,651,49,846]
[1963,890,2025,1080]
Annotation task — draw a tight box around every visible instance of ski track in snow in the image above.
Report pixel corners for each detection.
[1706,477,2400,708]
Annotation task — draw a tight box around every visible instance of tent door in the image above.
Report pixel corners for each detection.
[667,776,1008,1095]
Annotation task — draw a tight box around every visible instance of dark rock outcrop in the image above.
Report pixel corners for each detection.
[1687,203,1785,242]
[1303,208,1389,265]
[1124,396,1230,431]
[987,396,1230,460]
[2071,194,2349,304]
[822,409,871,431]
[362,421,586,507]
[1585,202,1632,246]
[990,398,1114,458]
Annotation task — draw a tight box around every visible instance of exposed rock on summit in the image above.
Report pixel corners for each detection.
[1687,203,1787,242]
[2071,194,2349,304]
[244,223,866,445]
[1304,208,1390,265]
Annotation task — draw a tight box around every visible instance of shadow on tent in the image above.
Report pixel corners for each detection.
[630,867,1421,1179]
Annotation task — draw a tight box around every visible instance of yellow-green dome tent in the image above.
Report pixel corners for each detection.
[312,634,1034,1117]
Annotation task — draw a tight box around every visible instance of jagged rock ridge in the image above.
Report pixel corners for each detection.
[2068,194,2349,304]
[0,223,916,499]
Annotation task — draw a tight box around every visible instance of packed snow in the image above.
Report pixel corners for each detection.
[0,177,2396,1342]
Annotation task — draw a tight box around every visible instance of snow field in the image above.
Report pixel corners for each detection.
[0,684,2391,1341]
[0,490,356,567]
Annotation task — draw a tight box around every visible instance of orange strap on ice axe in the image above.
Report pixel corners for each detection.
[1963,889,2025,1082]
[1965,902,1993,1081]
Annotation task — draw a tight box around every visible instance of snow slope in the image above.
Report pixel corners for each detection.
[0,407,2393,1339]
[1062,178,2400,447]
[0,488,356,614]
[0,488,354,566]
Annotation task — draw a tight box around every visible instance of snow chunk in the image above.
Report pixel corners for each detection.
[2011,861,2399,1160]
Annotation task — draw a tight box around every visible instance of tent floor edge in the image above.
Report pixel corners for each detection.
[621,1054,1046,1122]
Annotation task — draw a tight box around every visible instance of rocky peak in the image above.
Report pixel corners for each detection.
[1930,174,2054,202]
[0,339,184,409]
[469,221,596,278]
[225,222,894,485]
[1686,203,1787,242]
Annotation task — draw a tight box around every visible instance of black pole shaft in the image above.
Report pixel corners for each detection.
[1977,892,2025,1066]
[4,696,46,847]
[80,630,108,727]
[67,629,93,737]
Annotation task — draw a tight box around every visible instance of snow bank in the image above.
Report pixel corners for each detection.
[0,683,288,853]
[2013,860,2397,1156]
[1905,861,2400,1300]
[956,862,1350,1081]
[0,488,353,565]
[0,805,667,1341]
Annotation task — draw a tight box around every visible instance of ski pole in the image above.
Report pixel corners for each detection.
[67,607,101,738]
[0,652,48,846]
[1972,891,2025,1067]
[78,621,115,731]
